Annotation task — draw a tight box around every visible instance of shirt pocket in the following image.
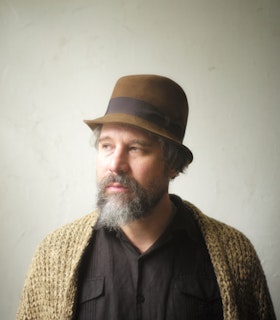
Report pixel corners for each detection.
[172,275,223,320]
[79,276,105,303]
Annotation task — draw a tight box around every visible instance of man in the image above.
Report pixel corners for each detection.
[17,75,275,319]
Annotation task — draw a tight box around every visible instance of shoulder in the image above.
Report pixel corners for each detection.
[182,200,261,268]
[44,211,98,242]
[172,195,256,257]
[183,200,251,242]
[23,212,99,293]
[33,211,99,262]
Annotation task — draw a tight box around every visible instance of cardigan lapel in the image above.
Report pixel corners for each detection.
[184,201,239,320]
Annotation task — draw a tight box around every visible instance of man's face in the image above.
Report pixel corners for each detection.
[95,123,171,229]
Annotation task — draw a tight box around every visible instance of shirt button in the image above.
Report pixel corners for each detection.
[136,294,145,304]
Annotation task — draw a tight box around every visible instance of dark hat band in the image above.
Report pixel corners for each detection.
[106,97,185,141]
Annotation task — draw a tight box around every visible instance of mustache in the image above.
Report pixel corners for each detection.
[98,174,139,192]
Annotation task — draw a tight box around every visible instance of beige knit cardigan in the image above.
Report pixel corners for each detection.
[17,201,276,320]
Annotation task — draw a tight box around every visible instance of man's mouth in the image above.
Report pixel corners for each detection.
[106,183,129,193]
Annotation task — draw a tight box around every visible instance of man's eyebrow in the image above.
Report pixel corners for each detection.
[98,136,112,143]
[95,136,112,149]
[98,136,154,147]
[128,139,154,147]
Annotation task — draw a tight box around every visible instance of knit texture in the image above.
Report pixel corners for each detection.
[17,200,276,320]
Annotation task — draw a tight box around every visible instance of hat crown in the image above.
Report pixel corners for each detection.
[110,75,189,140]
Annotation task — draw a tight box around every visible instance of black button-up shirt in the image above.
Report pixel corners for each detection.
[75,195,223,320]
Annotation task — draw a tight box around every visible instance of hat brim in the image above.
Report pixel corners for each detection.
[84,113,193,164]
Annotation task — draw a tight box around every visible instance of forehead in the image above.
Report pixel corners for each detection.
[100,123,157,142]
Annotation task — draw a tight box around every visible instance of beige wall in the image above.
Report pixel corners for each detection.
[1,0,279,318]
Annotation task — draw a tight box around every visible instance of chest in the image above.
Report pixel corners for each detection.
[75,229,223,320]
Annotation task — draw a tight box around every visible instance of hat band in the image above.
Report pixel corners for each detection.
[106,97,184,140]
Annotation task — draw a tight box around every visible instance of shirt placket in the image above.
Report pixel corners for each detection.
[136,257,145,320]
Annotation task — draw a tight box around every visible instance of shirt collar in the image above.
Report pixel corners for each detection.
[167,194,202,244]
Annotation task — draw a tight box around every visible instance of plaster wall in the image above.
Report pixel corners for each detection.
[0,0,279,318]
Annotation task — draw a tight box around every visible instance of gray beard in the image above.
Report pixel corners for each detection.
[96,174,166,230]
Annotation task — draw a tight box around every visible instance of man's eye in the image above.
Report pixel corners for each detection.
[100,144,112,150]
[129,146,145,153]
[130,146,138,151]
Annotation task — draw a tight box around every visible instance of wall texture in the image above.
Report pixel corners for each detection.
[0,0,279,318]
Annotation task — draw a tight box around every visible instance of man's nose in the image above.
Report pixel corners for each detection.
[108,149,129,174]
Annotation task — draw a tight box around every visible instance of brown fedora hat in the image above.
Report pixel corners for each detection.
[84,74,193,164]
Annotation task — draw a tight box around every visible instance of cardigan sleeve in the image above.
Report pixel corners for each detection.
[232,234,276,320]
[17,235,61,319]
[17,213,96,320]
[210,222,276,319]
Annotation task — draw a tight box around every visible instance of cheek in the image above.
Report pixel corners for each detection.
[133,162,168,185]
[96,157,107,178]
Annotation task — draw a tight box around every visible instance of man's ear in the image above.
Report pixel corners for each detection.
[169,168,178,180]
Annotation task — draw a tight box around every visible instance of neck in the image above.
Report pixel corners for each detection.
[121,193,174,253]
